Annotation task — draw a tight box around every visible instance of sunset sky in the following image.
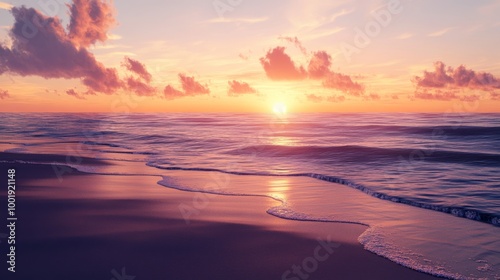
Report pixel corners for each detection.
[1,0,500,112]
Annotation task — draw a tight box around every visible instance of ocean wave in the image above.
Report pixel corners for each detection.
[227,144,500,166]
[91,149,159,155]
[338,125,500,137]
[81,140,132,150]
[148,163,500,227]
[157,174,463,279]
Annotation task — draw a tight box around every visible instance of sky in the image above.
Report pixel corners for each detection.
[1,0,500,113]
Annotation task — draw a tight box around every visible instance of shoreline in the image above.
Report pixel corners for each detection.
[0,152,441,279]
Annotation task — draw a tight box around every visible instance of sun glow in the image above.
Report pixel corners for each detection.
[272,102,287,115]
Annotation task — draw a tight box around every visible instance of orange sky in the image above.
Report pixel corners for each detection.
[1,0,500,112]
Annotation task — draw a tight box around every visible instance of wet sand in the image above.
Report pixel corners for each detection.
[0,152,440,279]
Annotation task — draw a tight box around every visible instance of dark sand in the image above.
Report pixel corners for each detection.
[0,153,441,279]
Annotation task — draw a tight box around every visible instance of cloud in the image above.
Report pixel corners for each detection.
[163,74,210,99]
[122,56,156,96]
[68,0,116,48]
[260,42,366,102]
[322,72,365,96]
[428,27,453,37]
[491,92,500,100]
[122,57,152,82]
[0,2,13,10]
[308,51,332,79]
[163,85,184,99]
[305,94,323,102]
[413,61,500,101]
[306,93,345,103]
[279,36,307,55]
[260,42,366,99]
[364,93,380,100]
[239,53,249,61]
[460,95,481,102]
[66,89,94,99]
[125,77,156,96]
[0,89,10,99]
[414,90,452,101]
[414,61,500,90]
[228,80,257,96]
[303,27,344,41]
[414,89,481,102]
[107,33,122,40]
[326,95,345,102]
[180,74,210,95]
[260,46,307,80]
[329,8,354,22]
[0,3,122,94]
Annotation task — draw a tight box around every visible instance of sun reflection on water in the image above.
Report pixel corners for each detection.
[268,179,290,201]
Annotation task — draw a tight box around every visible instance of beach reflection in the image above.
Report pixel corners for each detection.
[268,179,290,201]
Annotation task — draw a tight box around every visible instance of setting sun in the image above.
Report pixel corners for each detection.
[272,102,287,115]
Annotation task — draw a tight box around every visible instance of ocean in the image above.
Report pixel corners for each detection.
[1,113,499,279]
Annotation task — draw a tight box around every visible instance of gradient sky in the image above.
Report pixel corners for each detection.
[1,0,500,112]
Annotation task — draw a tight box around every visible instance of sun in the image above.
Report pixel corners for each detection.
[272,102,287,115]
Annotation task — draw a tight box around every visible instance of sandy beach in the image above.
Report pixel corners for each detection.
[0,152,440,280]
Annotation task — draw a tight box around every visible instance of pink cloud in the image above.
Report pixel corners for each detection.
[163,85,184,99]
[260,42,365,99]
[308,51,332,79]
[413,61,500,100]
[326,95,346,103]
[490,92,500,100]
[306,94,345,103]
[239,53,249,61]
[364,93,381,100]
[163,74,210,99]
[260,47,307,80]
[414,89,458,101]
[121,57,156,96]
[0,89,10,99]
[68,0,115,48]
[65,88,96,99]
[228,80,257,96]
[460,95,480,102]
[279,36,307,55]
[122,57,152,82]
[125,77,156,96]
[0,4,122,94]
[414,61,453,88]
[180,74,210,95]
[323,72,365,96]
